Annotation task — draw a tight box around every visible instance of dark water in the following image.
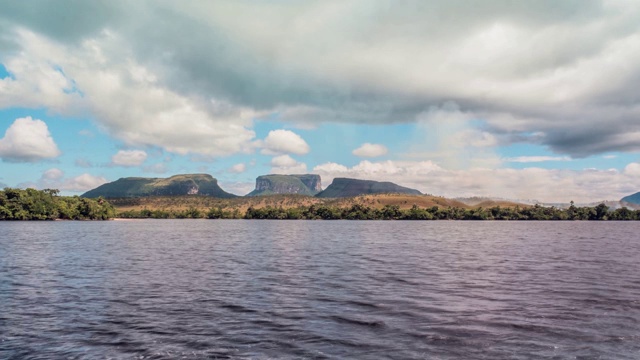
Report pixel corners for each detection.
[1,221,640,359]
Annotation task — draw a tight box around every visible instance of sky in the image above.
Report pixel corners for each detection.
[1,0,640,203]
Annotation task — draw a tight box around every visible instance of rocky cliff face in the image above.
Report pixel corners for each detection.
[248,174,322,196]
[298,174,322,193]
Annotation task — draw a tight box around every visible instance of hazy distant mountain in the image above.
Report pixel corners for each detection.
[621,192,640,205]
[315,178,421,198]
[247,174,322,196]
[82,174,237,198]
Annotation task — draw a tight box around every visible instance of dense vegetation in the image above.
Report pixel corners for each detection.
[117,202,640,220]
[0,188,116,220]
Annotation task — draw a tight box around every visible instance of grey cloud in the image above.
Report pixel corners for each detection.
[2,1,640,157]
[0,0,123,43]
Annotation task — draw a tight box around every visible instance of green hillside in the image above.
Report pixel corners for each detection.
[82,174,237,198]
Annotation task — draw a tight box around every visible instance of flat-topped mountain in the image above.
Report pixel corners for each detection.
[247,174,322,196]
[82,174,237,198]
[315,177,421,198]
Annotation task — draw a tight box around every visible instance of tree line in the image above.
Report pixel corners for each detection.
[117,202,640,220]
[0,188,116,220]
[4,188,638,221]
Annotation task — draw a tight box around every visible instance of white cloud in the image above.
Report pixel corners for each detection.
[313,160,640,203]
[352,143,388,158]
[505,156,572,163]
[111,150,147,167]
[270,154,307,174]
[228,163,246,173]
[30,169,108,193]
[452,129,498,148]
[42,168,64,181]
[261,129,310,155]
[59,174,108,192]
[623,162,640,177]
[0,117,61,162]
[409,103,502,169]
[221,181,255,196]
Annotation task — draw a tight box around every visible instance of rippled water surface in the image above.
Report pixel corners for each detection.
[1,220,640,359]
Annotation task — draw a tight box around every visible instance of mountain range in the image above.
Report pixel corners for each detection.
[82,174,422,199]
[82,173,640,207]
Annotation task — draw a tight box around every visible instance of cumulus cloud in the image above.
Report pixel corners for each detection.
[313,160,640,203]
[407,103,502,169]
[270,155,307,174]
[0,117,61,162]
[111,150,147,167]
[59,174,108,192]
[261,129,310,155]
[2,2,640,157]
[228,163,246,174]
[352,143,388,158]
[33,169,107,193]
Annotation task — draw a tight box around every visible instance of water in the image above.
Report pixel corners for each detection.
[1,220,639,359]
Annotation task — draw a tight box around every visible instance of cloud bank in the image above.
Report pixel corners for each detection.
[313,160,640,203]
[1,1,639,158]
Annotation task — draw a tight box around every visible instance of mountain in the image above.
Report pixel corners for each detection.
[247,174,322,196]
[621,192,640,205]
[82,174,237,198]
[315,177,422,198]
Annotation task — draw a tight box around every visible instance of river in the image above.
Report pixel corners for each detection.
[1,220,639,359]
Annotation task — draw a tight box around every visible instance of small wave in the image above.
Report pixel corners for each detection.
[328,315,386,328]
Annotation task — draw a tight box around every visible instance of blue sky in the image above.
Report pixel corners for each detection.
[1,1,640,202]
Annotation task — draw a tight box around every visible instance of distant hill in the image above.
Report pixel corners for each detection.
[621,192,640,205]
[82,174,237,198]
[247,174,322,196]
[315,178,421,198]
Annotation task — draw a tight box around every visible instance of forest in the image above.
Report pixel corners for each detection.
[118,202,640,221]
[0,188,116,220]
